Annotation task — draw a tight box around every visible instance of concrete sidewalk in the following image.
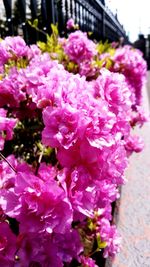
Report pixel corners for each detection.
[106,74,150,267]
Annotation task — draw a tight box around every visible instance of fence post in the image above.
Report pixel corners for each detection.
[17,0,28,42]
[102,8,105,40]
[57,0,65,36]
[46,0,56,33]
[28,0,38,43]
[70,0,73,19]
[3,0,13,35]
[30,0,37,19]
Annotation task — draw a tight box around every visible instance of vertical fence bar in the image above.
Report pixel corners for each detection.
[30,0,37,19]
[67,0,71,19]
[85,7,88,32]
[64,0,69,24]
[17,0,28,42]
[41,0,56,34]
[89,11,92,32]
[3,0,13,35]
[102,8,105,40]
[57,0,65,35]
[80,4,83,29]
[45,0,56,33]
[79,2,81,27]
[28,0,38,43]
[76,1,79,25]
[41,0,47,29]
[70,0,73,18]
[71,0,75,21]
[82,7,85,31]
[74,0,77,24]
[81,4,84,29]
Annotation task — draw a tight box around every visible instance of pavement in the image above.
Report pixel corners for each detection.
[105,72,150,267]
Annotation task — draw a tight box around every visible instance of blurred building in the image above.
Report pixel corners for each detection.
[133,34,146,58]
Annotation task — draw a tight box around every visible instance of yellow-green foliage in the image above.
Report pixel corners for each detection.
[96,40,115,55]
[28,20,115,73]
[28,20,66,62]
[96,233,107,250]
[2,58,29,79]
[95,40,115,70]
[37,24,66,62]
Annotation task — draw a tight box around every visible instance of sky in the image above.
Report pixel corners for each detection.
[105,0,150,42]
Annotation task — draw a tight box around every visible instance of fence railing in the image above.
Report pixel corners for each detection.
[1,0,127,43]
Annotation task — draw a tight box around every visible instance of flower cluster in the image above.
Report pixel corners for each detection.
[111,45,147,107]
[0,108,17,150]
[64,30,97,64]
[0,21,148,267]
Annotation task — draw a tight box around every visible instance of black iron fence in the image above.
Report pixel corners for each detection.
[0,0,127,43]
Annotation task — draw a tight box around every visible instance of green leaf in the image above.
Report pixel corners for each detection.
[87,220,95,231]
[88,31,93,36]
[95,58,105,68]
[99,241,107,249]
[51,23,59,37]
[33,19,38,28]
[96,233,107,249]
[27,20,32,26]
[96,40,112,55]
[37,41,47,52]
[97,233,101,247]
[105,58,113,69]
[67,61,78,72]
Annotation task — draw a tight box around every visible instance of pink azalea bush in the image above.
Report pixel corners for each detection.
[0,22,148,266]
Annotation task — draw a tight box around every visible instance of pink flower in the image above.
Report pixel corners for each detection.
[0,155,17,190]
[0,108,17,150]
[2,168,73,234]
[130,106,150,127]
[84,101,116,149]
[16,232,63,267]
[79,60,98,78]
[0,36,28,63]
[42,105,80,149]
[125,135,144,155]
[54,230,83,262]
[16,230,82,266]
[80,255,99,267]
[58,166,119,221]
[112,45,147,107]
[96,217,121,258]
[0,67,26,108]
[64,30,97,63]
[94,69,132,114]
[24,53,65,107]
[0,222,17,266]
[57,139,128,186]
[66,18,75,30]
[27,44,41,60]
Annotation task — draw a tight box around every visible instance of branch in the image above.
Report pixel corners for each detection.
[0,152,17,173]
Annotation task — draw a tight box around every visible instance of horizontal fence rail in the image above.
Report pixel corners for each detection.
[0,0,127,43]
